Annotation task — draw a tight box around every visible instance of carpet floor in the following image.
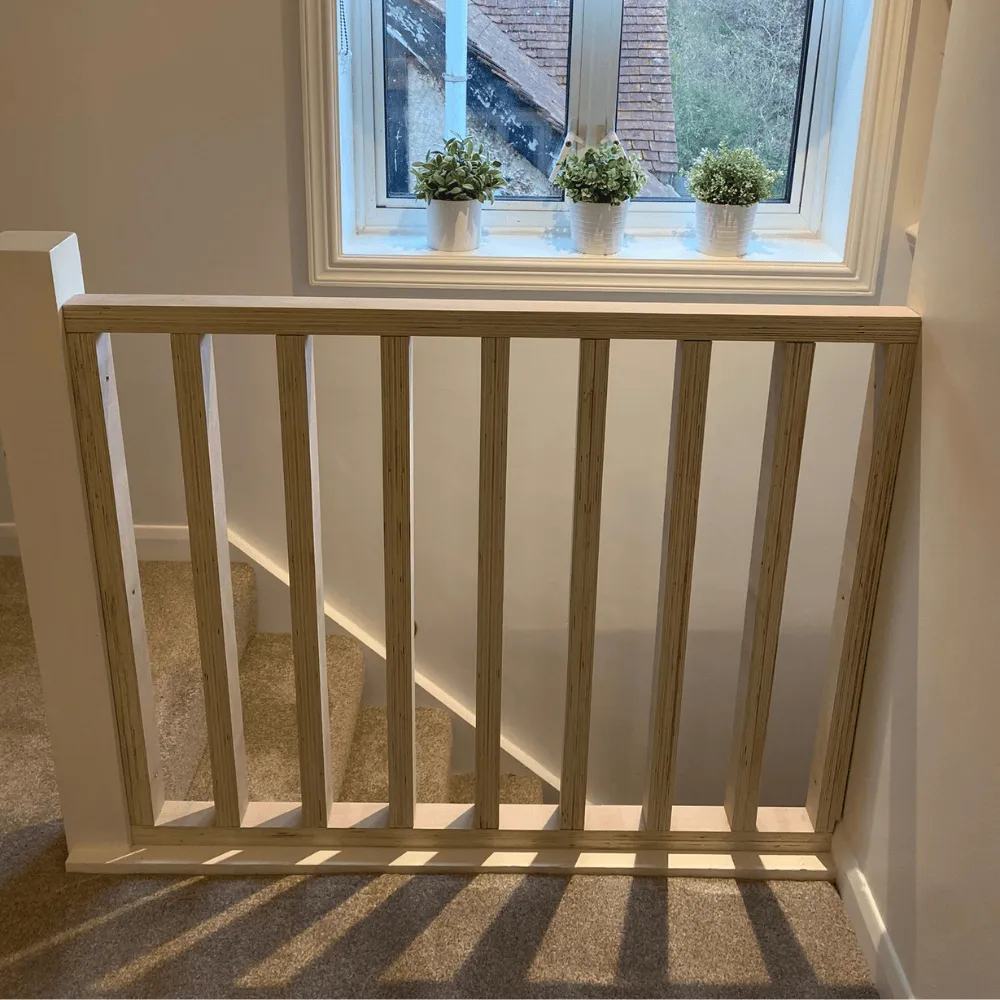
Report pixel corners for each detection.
[0,557,878,998]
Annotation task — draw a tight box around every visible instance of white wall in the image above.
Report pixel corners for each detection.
[0,0,930,803]
[839,1,1000,996]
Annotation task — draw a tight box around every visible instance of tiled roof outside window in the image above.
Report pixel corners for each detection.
[470,0,678,181]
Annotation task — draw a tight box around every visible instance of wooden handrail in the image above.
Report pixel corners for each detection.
[55,285,917,871]
[61,294,920,342]
[2,232,923,875]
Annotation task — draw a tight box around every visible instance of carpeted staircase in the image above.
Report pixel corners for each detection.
[82,558,543,807]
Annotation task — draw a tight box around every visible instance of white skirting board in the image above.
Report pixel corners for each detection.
[0,521,560,792]
[833,839,914,998]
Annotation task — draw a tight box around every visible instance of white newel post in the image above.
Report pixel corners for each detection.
[0,232,131,858]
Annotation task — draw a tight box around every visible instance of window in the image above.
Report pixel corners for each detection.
[381,0,570,200]
[301,0,916,293]
[628,0,814,202]
[372,0,819,214]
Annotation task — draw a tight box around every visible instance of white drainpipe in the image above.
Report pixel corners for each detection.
[444,0,468,137]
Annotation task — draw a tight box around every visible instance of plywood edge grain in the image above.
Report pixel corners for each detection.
[72,845,835,879]
[62,296,921,343]
[137,802,828,853]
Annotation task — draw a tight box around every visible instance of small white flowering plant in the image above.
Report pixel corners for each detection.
[411,136,506,203]
[685,141,781,207]
[553,141,647,205]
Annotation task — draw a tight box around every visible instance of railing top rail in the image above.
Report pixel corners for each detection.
[62,294,920,343]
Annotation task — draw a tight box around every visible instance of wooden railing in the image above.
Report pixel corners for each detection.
[0,234,919,877]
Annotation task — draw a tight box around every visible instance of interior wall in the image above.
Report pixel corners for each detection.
[0,0,931,804]
[840,2,999,996]
[837,366,920,990]
[838,2,948,992]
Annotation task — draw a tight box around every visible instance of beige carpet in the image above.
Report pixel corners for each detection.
[340,706,454,804]
[0,557,878,997]
[187,633,366,802]
[137,560,258,798]
[449,770,545,804]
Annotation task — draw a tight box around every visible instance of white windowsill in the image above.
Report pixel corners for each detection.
[324,226,862,296]
[343,229,844,265]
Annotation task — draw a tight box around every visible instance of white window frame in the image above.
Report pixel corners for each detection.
[366,0,824,231]
[301,0,916,295]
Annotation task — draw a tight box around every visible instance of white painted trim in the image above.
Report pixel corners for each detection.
[833,839,914,998]
[226,526,385,660]
[0,520,561,791]
[66,843,834,878]
[0,232,131,853]
[300,0,916,297]
[135,524,190,542]
[362,0,825,231]
[838,0,915,293]
[134,523,191,561]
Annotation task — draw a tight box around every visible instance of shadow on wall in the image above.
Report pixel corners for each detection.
[501,625,830,806]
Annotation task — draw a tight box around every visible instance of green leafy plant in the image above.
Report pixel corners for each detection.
[552,141,647,205]
[411,136,506,203]
[685,141,781,206]
[669,0,807,198]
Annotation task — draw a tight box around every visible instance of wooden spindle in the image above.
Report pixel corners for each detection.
[644,340,712,832]
[277,334,331,828]
[725,340,814,832]
[67,332,163,826]
[807,342,916,832]
[475,337,511,829]
[171,333,248,827]
[560,338,610,830]
[381,335,416,828]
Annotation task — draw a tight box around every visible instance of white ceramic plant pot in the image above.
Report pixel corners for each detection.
[569,200,629,255]
[694,200,757,257]
[427,198,483,251]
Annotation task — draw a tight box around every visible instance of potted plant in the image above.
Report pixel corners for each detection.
[686,141,781,257]
[553,141,646,255]
[411,136,506,252]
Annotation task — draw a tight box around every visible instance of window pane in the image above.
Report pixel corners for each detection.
[618,0,813,201]
[383,0,571,199]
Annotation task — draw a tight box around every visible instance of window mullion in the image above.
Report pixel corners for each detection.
[568,0,625,145]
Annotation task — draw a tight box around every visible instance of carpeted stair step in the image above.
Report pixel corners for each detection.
[448,770,545,804]
[141,560,257,799]
[339,705,453,803]
[186,633,365,802]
